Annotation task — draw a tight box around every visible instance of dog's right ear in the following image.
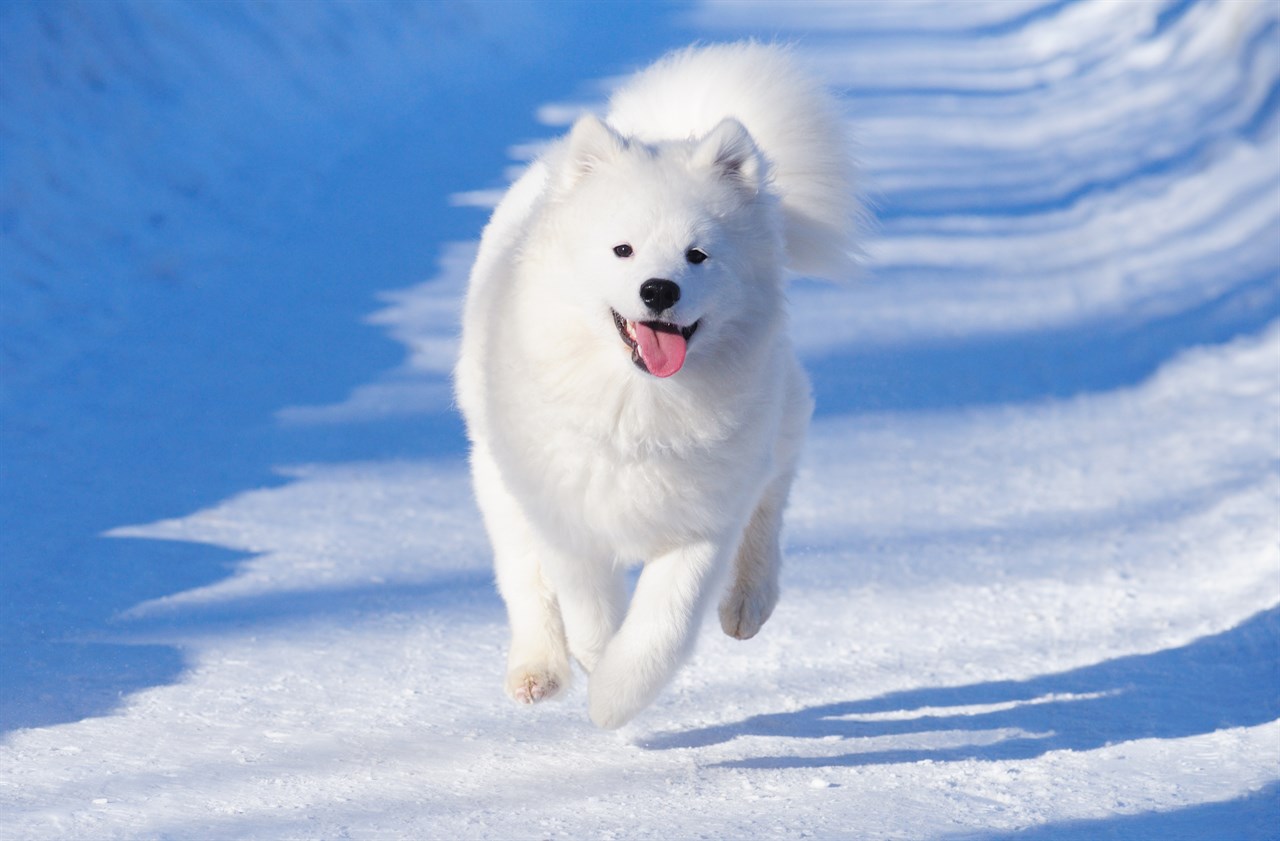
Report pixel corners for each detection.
[555,115,628,193]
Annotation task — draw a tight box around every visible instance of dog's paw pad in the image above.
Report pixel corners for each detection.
[505,667,565,705]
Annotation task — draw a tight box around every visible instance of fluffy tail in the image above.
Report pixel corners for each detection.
[605,42,860,281]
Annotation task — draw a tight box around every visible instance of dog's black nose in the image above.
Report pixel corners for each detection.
[639,279,681,313]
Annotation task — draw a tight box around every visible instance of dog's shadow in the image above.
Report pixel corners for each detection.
[643,604,1279,769]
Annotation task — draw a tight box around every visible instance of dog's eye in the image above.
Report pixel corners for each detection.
[686,248,708,264]
[613,243,633,258]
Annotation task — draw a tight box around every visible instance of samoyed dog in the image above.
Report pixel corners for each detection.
[455,43,858,729]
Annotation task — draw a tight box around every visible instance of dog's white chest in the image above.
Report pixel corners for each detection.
[501,383,765,559]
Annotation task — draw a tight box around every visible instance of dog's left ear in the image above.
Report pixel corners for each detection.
[693,118,765,193]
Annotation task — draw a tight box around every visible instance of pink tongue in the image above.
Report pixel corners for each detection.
[633,322,687,378]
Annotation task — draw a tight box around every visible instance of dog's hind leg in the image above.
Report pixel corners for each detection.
[720,365,810,642]
[718,470,791,641]
[549,558,626,674]
[472,446,572,705]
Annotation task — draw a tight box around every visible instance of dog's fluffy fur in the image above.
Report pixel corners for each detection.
[455,43,857,728]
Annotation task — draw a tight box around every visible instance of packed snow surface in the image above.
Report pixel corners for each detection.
[1,1,1277,839]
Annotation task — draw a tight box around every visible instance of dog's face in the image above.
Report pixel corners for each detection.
[530,116,784,379]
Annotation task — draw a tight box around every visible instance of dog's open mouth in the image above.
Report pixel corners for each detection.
[611,309,699,378]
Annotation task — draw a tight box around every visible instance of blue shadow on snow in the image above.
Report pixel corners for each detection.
[808,271,1280,415]
[968,781,1280,841]
[0,0,692,734]
[644,605,1280,765]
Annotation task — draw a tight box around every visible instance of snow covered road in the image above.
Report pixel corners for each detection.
[2,1,1277,838]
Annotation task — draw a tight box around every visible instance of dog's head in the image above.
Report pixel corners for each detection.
[528,115,785,379]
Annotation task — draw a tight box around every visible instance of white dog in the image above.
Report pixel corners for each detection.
[455,43,857,728]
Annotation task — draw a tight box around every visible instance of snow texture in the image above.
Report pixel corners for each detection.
[1,1,1277,838]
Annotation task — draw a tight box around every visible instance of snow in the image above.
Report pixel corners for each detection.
[1,1,1277,839]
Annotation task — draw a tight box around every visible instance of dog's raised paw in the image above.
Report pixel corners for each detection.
[505,665,566,704]
[587,668,640,730]
[718,585,777,641]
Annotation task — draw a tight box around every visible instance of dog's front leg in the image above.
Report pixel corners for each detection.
[587,539,728,729]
